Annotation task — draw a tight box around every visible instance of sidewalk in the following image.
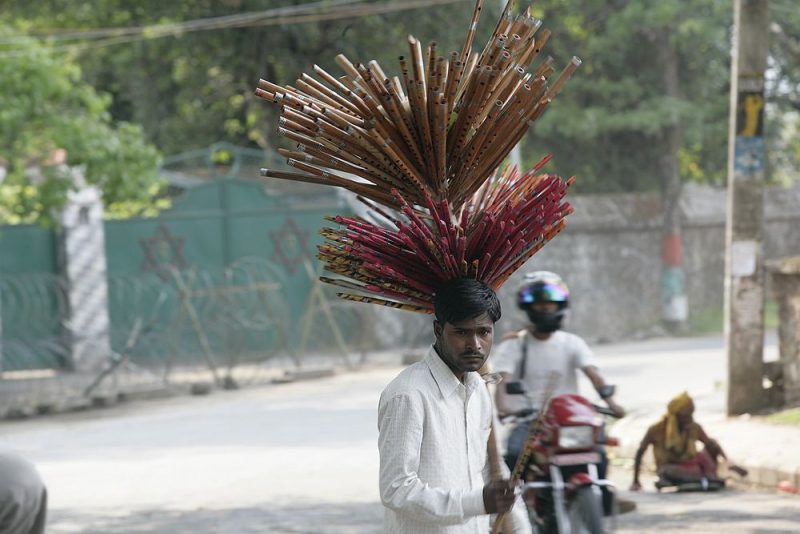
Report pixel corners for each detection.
[612,396,800,493]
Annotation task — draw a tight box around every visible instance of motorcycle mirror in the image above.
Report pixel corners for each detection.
[599,384,616,399]
[505,381,527,395]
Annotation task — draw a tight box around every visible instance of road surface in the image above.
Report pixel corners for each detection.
[0,335,796,533]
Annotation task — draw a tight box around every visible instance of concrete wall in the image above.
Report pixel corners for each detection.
[494,185,800,343]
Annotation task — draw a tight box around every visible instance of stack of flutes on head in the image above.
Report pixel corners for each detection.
[255,0,580,313]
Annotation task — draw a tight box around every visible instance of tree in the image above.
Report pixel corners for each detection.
[0,27,162,226]
[510,0,732,329]
[767,0,800,185]
[0,0,495,157]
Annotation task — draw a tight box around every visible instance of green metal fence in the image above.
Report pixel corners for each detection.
[0,145,356,374]
[0,225,67,372]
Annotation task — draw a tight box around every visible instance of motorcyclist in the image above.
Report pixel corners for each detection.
[491,271,633,515]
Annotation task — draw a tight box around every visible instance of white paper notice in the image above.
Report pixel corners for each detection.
[731,240,758,277]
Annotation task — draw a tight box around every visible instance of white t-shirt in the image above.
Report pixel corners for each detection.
[491,330,596,411]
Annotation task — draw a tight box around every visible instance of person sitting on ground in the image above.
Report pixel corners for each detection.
[630,391,748,491]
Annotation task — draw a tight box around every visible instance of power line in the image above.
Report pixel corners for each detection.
[0,0,468,56]
[0,0,368,43]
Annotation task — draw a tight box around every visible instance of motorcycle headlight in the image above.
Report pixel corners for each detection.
[557,426,594,449]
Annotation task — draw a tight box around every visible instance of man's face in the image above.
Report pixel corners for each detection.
[434,312,495,376]
[530,301,560,313]
[676,409,694,426]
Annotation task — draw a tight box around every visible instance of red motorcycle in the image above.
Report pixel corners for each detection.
[503,382,620,534]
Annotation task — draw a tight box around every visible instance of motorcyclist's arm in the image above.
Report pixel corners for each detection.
[378,393,486,525]
[631,431,654,490]
[582,366,626,417]
[494,371,518,417]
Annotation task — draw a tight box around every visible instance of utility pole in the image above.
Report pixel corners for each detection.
[725,0,769,415]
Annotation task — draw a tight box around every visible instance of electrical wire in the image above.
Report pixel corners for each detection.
[0,0,469,58]
[0,0,369,43]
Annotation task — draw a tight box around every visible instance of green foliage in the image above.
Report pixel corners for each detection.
[1,0,494,158]
[688,299,779,335]
[519,0,732,193]
[767,407,800,425]
[3,0,799,202]
[0,27,162,226]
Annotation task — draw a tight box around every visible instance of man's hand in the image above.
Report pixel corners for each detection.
[629,480,642,492]
[483,479,517,514]
[605,397,626,418]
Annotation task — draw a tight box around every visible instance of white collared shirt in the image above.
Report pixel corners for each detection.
[378,345,531,534]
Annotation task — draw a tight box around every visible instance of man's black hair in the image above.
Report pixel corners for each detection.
[433,277,502,325]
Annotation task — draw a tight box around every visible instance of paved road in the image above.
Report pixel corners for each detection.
[0,335,796,533]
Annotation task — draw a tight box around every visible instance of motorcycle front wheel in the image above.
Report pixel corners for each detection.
[567,486,604,534]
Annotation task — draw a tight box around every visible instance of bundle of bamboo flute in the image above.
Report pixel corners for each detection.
[255,0,579,313]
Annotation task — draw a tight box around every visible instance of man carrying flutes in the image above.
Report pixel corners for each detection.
[378,278,530,533]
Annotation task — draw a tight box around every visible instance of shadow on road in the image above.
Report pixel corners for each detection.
[615,488,800,534]
[49,501,384,534]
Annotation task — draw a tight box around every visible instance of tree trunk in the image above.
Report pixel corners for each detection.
[648,28,687,330]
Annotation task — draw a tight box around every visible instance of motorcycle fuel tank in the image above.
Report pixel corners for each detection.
[546,394,603,428]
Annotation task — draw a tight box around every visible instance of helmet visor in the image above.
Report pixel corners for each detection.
[518,280,569,304]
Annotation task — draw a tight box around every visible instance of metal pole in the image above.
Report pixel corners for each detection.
[725,0,770,415]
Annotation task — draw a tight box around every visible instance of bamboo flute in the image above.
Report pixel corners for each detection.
[434,96,448,193]
[427,41,438,89]
[484,34,507,68]
[289,129,412,196]
[277,147,401,194]
[254,0,582,315]
[253,88,276,103]
[444,53,462,116]
[368,60,390,89]
[365,127,430,197]
[285,158,396,202]
[293,80,351,117]
[458,0,484,80]
[281,107,319,131]
[435,56,448,96]
[454,52,479,103]
[386,77,420,147]
[543,56,582,101]
[311,65,373,118]
[409,36,427,97]
[359,93,423,182]
[392,76,405,100]
[451,65,494,159]
[335,54,367,91]
[312,65,365,106]
[412,79,437,183]
[280,117,317,139]
[336,293,434,313]
[521,29,551,69]
[358,63,389,103]
[477,0,514,66]
[299,74,361,115]
[447,64,483,154]
[381,91,424,168]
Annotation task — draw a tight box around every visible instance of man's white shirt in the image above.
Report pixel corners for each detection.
[378,345,530,534]
[491,330,596,411]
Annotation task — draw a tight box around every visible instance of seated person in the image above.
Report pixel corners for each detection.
[630,392,747,491]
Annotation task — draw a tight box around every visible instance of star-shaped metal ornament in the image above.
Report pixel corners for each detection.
[270,216,311,275]
[141,223,188,281]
